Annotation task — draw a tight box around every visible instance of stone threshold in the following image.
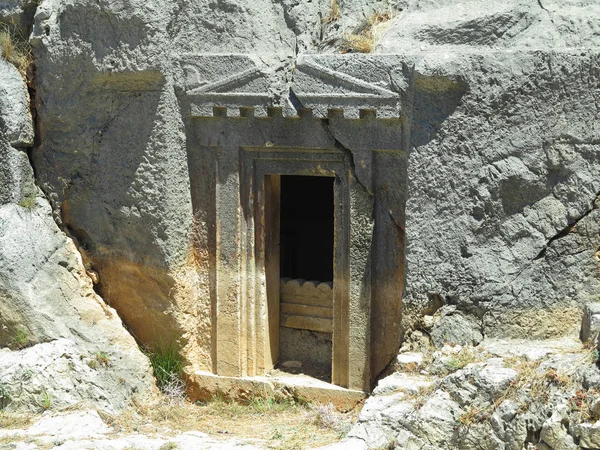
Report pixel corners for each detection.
[186,371,367,411]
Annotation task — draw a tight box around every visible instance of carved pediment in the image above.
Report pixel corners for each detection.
[291,54,403,118]
[180,54,404,118]
[181,54,272,116]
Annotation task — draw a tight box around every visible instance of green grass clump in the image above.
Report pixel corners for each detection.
[145,343,183,392]
[18,195,36,209]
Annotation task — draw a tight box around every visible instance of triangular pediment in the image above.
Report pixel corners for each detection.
[291,54,403,118]
[179,54,404,118]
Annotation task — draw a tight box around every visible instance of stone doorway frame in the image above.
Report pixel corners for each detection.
[185,107,405,397]
[241,146,367,389]
[242,147,374,390]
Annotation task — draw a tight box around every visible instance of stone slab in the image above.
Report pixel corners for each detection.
[187,371,366,411]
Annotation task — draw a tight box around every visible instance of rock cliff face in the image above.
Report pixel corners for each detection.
[25,0,598,367]
[381,0,600,340]
[0,13,156,412]
[1,0,599,418]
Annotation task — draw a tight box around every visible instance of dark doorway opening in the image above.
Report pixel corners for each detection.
[276,175,334,383]
[280,175,334,282]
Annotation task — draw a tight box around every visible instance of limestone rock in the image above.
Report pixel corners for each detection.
[0,0,37,30]
[0,59,33,147]
[540,411,578,450]
[574,421,600,449]
[0,409,264,449]
[0,27,156,413]
[0,60,36,206]
[581,303,600,345]
[394,352,425,372]
[430,306,483,347]
[343,346,600,450]
[440,358,517,408]
[372,372,432,396]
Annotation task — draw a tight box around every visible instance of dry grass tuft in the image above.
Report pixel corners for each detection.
[0,411,33,429]
[0,22,32,77]
[339,11,395,53]
[459,346,600,430]
[459,405,489,426]
[410,383,436,411]
[323,0,341,23]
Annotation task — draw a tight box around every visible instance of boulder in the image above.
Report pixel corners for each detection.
[430,306,483,347]
[581,303,600,345]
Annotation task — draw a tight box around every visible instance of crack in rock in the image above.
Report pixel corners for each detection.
[534,190,600,260]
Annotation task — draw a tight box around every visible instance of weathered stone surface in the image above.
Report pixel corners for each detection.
[430,305,483,347]
[540,410,578,450]
[581,303,600,345]
[341,343,600,450]
[574,421,600,449]
[5,0,600,423]
[388,15,600,338]
[24,3,600,390]
[372,371,432,396]
[0,24,156,413]
[0,0,37,30]
[0,409,263,449]
[0,60,33,147]
[0,60,35,207]
[0,338,154,413]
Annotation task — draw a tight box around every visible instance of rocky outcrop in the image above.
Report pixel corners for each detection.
[0,12,156,413]
[0,409,262,449]
[327,339,600,450]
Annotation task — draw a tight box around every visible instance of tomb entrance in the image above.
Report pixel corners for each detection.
[180,54,407,405]
[277,175,334,382]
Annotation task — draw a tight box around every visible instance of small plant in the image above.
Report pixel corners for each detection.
[12,326,29,348]
[87,359,98,369]
[339,11,395,53]
[323,0,341,23]
[440,347,479,374]
[144,343,185,402]
[18,195,36,210]
[38,390,52,411]
[96,351,110,367]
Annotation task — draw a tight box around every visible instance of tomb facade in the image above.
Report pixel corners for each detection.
[179,54,407,397]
